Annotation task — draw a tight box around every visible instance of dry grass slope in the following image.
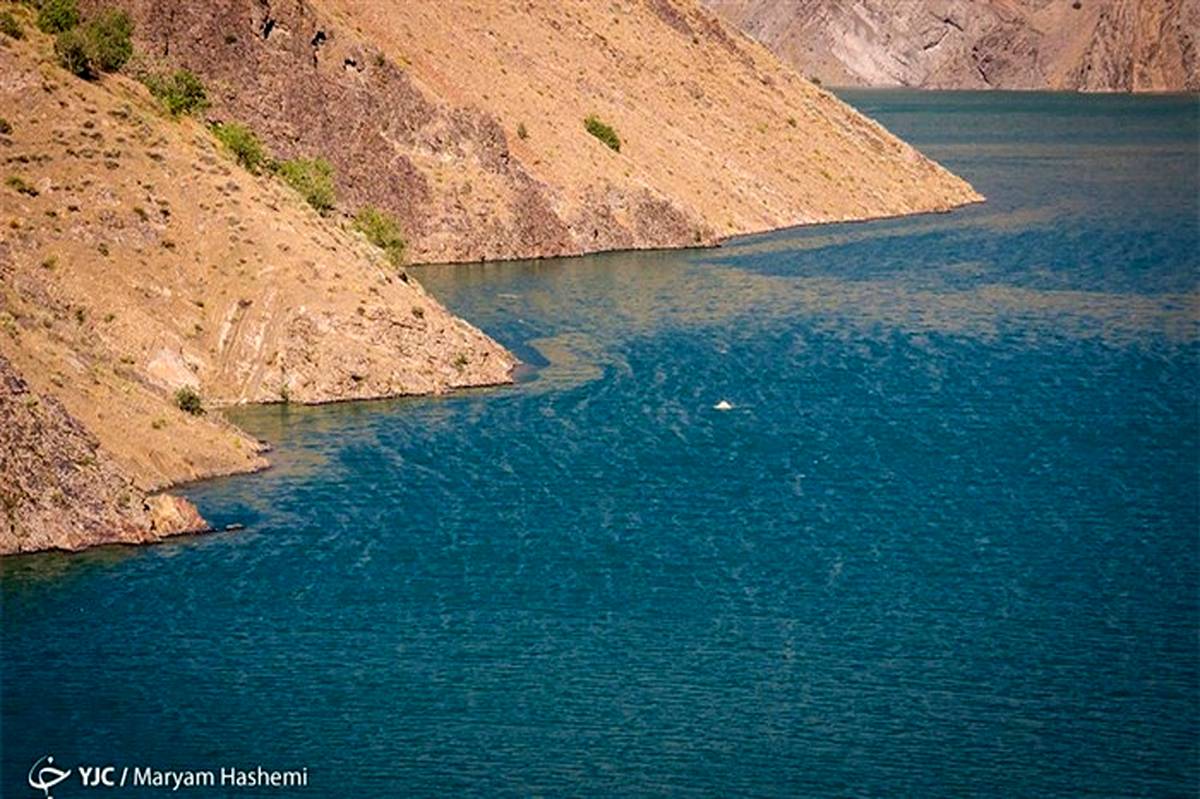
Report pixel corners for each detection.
[0,9,514,510]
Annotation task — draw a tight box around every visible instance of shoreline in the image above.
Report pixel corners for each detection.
[4,196,985,558]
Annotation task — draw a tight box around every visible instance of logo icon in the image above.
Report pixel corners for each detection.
[28,756,71,799]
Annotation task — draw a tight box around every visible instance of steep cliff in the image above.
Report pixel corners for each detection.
[83,0,981,264]
[705,0,1199,92]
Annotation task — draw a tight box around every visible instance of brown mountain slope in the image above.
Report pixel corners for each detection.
[0,13,514,552]
[704,0,1199,91]
[0,356,206,554]
[85,0,981,264]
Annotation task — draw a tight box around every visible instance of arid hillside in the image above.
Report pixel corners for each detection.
[0,9,515,551]
[0,356,206,554]
[705,0,1199,91]
[86,0,981,264]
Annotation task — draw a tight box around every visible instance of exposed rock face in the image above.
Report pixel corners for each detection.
[0,356,206,554]
[82,0,981,264]
[704,0,1199,91]
[0,15,515,553]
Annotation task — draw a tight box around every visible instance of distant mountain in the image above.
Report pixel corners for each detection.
[703,0,1199,92]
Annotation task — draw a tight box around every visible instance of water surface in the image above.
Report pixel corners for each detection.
[3,91,1198,797]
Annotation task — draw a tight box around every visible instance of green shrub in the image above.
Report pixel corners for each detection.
[52,9,133,78]
[173,385,204,415]
[144,69,207,116]
[54,28,92,77]
[584,114,620,152]
[0,10,24,39]
[211,121,267,173]
[83,9,133,72]
[353,206,406,267]
[275,157,335,213]
[37,0,78,34]
[5,175,37,196]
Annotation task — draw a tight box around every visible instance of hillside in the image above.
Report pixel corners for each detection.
[83,0,982,264]
[0,356,206,554]
[705,0,1199,92]
[0,8,515,552]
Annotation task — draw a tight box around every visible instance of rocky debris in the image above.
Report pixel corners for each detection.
[0,356,207,554]
[705,0,1198,92]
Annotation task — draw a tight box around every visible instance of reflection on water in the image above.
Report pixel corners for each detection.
[3,91,1198,797]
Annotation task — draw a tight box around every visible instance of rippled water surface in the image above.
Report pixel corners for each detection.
[4,92,1198,796]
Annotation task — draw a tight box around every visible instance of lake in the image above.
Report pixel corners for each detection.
[3,91,1197,797]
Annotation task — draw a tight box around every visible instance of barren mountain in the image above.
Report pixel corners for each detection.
[84,0,981,264]
[705,0,1199,91]
[1,10,514,551]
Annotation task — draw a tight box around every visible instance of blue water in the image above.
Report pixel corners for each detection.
[4,92,1198,797]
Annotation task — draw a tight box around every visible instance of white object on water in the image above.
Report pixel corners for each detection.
[713,400,733,411]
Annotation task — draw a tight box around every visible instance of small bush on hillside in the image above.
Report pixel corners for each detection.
[211,121,267,173]
[353,206,406,267]
[0,118,11,135]
[83,9,133,72]
[144,69,207,116]
[0,10,24,39]
[584,114,620,152]
[174,386,204,415]
[5,175,37,196]
[52,10,133,78]
[37,0,78,34]
[275,157,335,213]
[54,28,92,77]
[517,121,528,140]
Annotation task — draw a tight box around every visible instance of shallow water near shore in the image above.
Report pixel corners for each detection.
[4,91,1198,796]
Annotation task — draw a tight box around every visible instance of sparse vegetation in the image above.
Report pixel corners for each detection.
[0,118,11,135]
[276,157,335,213]
[5,175,37,196]
[173,385,204,415]
[211,121,267,173]
[0,10,24,39]
[517,121,528,140]
[144,69,208,117]
[808,75,823,86]
[584,114,621,152]
[453,353,469,370]
[37,0,79,34]
[353,206,406,267]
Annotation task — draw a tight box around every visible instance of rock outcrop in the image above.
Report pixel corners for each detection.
[81,0,981,264]
[0,356,206,554]
[704,0,1199,92]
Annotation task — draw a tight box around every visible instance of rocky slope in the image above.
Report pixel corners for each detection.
[705,0,1199,91]
[0,356,206,554]
[83,0,981,264]
[1,10,515,552]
